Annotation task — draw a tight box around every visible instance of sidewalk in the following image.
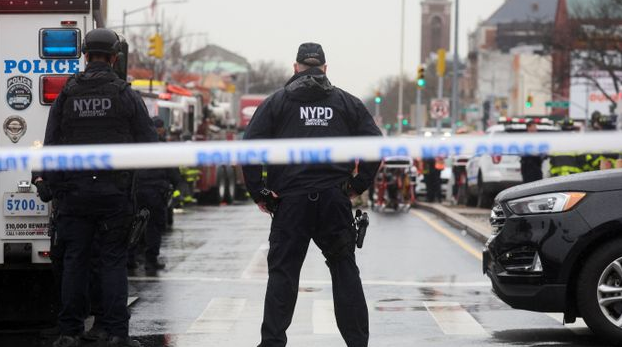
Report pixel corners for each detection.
[414,202,492,243]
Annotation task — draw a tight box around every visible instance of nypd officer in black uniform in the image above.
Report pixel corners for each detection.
[243,43,382,347]
[128,117,182,273]
[39,28,157,347]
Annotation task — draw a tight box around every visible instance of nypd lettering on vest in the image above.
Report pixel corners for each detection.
[3,59,80,74]
[6,76,33,111]
[73,98,112,117]
[300,106,333,126]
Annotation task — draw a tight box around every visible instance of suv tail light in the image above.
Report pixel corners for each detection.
[492,155,502,164]
[41,75,70,105]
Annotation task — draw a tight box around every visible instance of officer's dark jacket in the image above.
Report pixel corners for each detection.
[242,67,382,201]
[43,61,157,187]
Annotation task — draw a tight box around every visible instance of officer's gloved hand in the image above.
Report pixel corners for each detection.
[257,189,279,215]
[344,177,366,198]
[34,180,53,203]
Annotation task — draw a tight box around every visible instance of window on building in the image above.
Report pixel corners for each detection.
[431,16,443,52]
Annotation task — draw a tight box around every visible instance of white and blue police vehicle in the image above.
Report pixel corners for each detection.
[0,0,104,324]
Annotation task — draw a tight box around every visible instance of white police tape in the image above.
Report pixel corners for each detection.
[1,132,622,171]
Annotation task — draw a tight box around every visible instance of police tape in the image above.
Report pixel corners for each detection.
[1,132,622,171]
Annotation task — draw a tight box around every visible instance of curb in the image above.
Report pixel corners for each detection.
[414,202,491,243]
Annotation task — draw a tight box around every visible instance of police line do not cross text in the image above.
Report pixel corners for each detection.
[0,133,621,171]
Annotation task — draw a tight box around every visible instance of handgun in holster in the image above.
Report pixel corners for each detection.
[353,209,369,249]
[128,208,150,249]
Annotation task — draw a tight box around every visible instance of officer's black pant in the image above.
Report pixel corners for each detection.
[259,188,369,347]
[425,170,442,202]
[50,212,105,330]
[136,189,167,262]
[56,197,132,338]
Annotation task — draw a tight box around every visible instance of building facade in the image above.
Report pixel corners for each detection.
[420,0,451,64]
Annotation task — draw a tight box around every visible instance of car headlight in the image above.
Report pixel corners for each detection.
[507,192,586,215]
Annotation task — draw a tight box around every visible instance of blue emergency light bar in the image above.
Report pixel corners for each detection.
[40,29,80,59]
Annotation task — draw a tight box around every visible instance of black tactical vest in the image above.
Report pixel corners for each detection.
[61,72,133,145]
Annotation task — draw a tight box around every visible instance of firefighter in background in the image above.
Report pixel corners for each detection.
[585,114,619,171]
[549,119,585,177]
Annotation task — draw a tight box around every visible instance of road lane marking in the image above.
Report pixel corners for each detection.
[186,298,246,334]
[241,243,269,279]
[424,301,488,336]
[411,210,483,261]
[313,300,339,334]
[129,275,489,287]
[546,313,591,335]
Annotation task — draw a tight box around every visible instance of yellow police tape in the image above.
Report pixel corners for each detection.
[1,132,621,171]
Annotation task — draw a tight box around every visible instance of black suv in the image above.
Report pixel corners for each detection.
[484,169,622,344]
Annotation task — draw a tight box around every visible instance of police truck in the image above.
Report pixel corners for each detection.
[0,0,105,325]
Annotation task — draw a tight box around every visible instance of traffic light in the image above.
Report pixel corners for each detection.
[374,90,382,104]
[402,119,408,126]
[148,33,164,59]
[417,66,426,88]
[526,94,533,108]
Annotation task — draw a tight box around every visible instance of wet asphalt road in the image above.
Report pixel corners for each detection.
[0,204,609,346]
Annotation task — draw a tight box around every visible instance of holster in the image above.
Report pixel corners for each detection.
[127,208,150,249]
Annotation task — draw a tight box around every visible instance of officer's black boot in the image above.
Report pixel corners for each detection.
[144,258,165,274]
[53,335,80,347]
[107,336,142,347]
[82,324,109,342]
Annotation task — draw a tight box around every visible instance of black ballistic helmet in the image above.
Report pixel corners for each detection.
[82,28,121,55]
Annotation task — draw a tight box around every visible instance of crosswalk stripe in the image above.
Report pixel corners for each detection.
[241,243,269,279]
[312,300,340,335]
[186,298,247,334]
[545,313,592,335]
[130,275,490,288]
[424,301,488,336]
[127,296,139,307]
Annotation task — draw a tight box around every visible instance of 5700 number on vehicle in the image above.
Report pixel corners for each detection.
[3,193,49,217]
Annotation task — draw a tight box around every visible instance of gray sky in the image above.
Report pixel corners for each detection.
[107,0,504,98]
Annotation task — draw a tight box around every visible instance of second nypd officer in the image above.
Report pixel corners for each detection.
[243,43,382,347]
[41,28,157,347]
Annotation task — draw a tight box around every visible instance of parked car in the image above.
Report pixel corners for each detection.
[464,118,560,208]
[484,169,622,344]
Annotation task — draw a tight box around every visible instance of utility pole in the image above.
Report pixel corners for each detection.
[397,0,406,135]
[416,86,423,133]
[450,0,460,133]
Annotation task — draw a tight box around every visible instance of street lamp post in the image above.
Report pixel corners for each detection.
[450,0,460,133]
[397,0,406,135]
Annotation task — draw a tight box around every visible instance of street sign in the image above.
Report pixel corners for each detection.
[430,98,450,119]
[545,101,570,108]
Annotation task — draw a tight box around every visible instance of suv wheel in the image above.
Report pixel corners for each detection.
[577,239,622,344]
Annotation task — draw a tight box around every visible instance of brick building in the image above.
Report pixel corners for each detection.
[420,0,451,64]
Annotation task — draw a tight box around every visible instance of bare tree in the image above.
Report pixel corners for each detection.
[125,16,190,80]
[246,60,290,94]
[552,0,622,111]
